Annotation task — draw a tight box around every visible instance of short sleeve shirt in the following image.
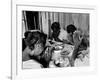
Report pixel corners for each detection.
[58,29,68,41]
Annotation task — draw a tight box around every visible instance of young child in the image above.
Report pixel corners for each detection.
[51,22,76,45]
[22,30,52,68]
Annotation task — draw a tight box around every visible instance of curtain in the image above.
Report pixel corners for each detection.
[22,11,89,38]
[39,12,89,35]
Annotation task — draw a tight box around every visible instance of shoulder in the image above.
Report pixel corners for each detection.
[23,60,42,69]
[60,29,67,34]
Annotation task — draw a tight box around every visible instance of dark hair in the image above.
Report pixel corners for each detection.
[66,24,77,34]
[24,31,47,50]
[51,22,60,31]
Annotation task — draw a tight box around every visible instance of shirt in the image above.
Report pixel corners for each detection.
[58,29,68,41]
